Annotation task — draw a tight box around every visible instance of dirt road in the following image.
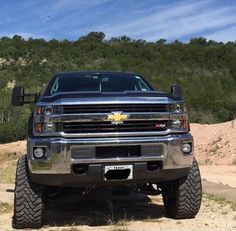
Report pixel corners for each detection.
[0,183,236,231]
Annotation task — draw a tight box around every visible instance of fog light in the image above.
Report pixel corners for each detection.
[172,120,182,128]
[42,123,56,133]
[183,143,192,154]
[33,147,45,159]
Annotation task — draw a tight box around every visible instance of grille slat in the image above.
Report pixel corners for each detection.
[63,120,168,133]
[63,104,168,114]
[63,122,160,127]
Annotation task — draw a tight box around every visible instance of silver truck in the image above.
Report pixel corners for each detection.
[11,71,202,229]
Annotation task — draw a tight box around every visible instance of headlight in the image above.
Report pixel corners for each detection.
[170,104,185,113]
[43,106,54,115]
[34,123,57,133]
[35,106,54,115]
[170,119,190,131]
[172,120,182,128]
[42,123,56,133]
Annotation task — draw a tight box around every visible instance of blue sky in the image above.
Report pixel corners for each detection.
[0,0,236,42]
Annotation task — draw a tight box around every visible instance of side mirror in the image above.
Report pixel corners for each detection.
[11,86,41,106]
[12,86,25,106]
[171,85,182,98]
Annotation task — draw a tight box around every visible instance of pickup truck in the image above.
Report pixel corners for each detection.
[11,71,202,229]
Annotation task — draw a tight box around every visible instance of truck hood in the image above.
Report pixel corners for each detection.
[38,91,183,105]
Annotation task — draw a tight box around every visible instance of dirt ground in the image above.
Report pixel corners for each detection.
[0,185,236,231]
[0,167,236,231]
[200,165,236,188]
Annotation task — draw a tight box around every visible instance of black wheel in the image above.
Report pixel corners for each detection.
[161,158,202,219]
[13,155,45,229]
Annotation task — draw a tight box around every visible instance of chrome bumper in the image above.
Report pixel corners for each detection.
[28,133,193,174]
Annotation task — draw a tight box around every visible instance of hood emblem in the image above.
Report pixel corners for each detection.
[106,111,129,124]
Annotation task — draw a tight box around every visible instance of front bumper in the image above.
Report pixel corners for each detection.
[28,133,193,186]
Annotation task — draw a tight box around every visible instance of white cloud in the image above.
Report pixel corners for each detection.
[2,0,235,42]
[95,0,236,41]
[204,26,236,42]
[52,0,112,11]
[144,6,236,41]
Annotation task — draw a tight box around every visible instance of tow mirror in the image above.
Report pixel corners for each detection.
[171,85,182,98]
[12,86,25,106]
[12,86,41,106]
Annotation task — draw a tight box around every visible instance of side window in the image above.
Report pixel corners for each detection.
[50,77,59,95]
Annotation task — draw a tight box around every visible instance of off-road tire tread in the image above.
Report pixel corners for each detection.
[12,155,44,229]
[162,158,202,219]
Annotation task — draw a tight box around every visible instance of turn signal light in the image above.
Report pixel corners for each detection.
[34,123,42,133]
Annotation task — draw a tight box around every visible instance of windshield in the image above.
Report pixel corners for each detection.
[45,73,153,95]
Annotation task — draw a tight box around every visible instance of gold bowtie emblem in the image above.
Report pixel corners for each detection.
[106,111,129,124]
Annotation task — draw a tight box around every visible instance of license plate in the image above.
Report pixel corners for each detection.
[104,165,133,180]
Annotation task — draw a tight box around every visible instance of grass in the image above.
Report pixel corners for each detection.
[115,219,128,227]
[61,228,81,231]
[0,202,13,214]
[111,228,129,231]
[221,211,228,215]
[88,200,130,226]
[232,159,236,165]
[49,228,81,231]
[204,193,228,203]
[203,193,236,211]
[0,159,17,183]
[204,158,213,165]
[0,152,19,183]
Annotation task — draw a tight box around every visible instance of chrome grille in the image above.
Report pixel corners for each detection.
[62,120,168,133]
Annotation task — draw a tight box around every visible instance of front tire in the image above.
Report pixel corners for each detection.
[13,155,45,229]
[161,158,202,219]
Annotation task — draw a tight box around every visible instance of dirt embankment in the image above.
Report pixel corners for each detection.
[191,120,236,165]
[0,141,26,158]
